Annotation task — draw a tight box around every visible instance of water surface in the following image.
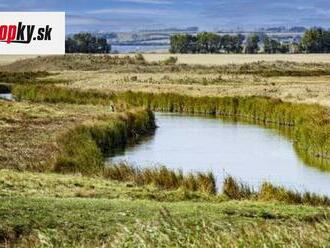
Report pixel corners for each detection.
[112,45,169,53]
[0,93,13,100]
[108,113,330,195]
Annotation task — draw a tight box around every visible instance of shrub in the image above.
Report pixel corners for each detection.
[162,56,178,65]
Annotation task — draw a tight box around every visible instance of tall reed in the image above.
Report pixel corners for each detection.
[54,109,156,175]
[222,176,330,206]
[103,163,217,195]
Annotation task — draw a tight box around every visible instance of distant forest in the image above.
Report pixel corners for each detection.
[65,28,330,54]
[170,28,330,54]
[66,33,110,53]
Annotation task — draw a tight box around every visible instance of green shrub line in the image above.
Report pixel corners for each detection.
[54,109,156,175]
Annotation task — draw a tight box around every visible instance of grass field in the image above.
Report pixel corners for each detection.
[0,54,329,246]
[2,54,328,106]
[4,54,330,65]
[1,169,330,247]
[143,53,330,65]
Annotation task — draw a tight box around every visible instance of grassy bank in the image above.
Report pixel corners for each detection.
[0,100,155,173]
[1,170,330,247]
[12,85,329,169]
[2,196,329,247]
[55,109,156,175]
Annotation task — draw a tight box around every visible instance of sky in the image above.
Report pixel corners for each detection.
[0,0,330,33]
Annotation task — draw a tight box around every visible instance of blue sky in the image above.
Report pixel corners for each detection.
[1,0,330,33]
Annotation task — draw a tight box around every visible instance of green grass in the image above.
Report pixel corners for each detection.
[1,195,329,247]
[0,169,215,202]
[113,208,330,247]
[2,55,330,246]
[55,109,156,175]
[1,169,330,246]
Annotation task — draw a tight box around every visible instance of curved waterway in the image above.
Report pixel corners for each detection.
[108,113,330,195]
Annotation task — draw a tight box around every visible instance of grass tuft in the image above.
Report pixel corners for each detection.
[223,176,255,200]
[104,163,217,195]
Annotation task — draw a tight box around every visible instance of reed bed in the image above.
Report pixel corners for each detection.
[103,165,330,206]
[115,91,329,164]
[55,109,156,175]
[223,176,330,206]
[13,84,113,105]
[104,163,216,195]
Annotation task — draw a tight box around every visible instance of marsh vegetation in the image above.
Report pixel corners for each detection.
[0,54,329,247]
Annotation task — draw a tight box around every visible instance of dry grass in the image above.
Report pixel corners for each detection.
[0,55,37,65]
[223,176,330,207]
[142,53,330,65]
[49,70,330,107]
[4,54,330,66]
[1,54,330,106]
[0,100,117,171]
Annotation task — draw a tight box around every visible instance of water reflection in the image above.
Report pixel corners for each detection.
[108,113,330,195]
[0,93,13,100]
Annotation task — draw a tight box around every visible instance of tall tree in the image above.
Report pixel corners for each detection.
[196,32,221,53]
[245,34,260,54]
[170,34,197,53]
[301,28,330,53]
[66,33,110,53]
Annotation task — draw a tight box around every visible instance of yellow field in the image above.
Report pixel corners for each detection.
[0,55,37,65]
[143,53,330,65]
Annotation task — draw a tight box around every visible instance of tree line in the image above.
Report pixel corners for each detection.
[170,28,330,54]
[66,33,111,53]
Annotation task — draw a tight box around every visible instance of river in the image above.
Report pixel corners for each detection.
[108,112,330,195]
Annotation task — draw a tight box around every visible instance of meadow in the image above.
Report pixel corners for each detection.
[6,55,326,107]
[0,54,329,247]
